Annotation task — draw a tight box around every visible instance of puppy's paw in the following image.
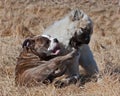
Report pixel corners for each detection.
[54,80,67,88]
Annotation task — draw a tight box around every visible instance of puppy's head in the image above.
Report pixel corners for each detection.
[22,35,60,59]
[71,9,93,35]
[78,27,91,44]
[22,36,50,57]
[69,27,90,49]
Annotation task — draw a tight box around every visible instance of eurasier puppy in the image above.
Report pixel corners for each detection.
[42,9,99,87]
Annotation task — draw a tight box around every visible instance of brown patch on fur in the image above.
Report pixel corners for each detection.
[15,36,76,86]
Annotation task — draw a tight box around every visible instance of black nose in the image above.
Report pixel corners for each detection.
[54,38,59,43]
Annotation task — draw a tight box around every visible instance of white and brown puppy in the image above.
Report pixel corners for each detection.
[42,9,99,87]
[15,35,77,86]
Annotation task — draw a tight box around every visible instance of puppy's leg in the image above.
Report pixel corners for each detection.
[20,49,77,86]
[54,50,80,88]
[79,44,99,76]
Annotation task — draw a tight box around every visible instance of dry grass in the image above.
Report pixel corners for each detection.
[0,0,120,96]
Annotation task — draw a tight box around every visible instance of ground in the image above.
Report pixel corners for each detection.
[0,0,120,96]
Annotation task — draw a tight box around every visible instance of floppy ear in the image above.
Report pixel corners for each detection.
[22,38,34,49]
[22,39,30,48]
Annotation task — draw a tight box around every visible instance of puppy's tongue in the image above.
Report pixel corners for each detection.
[52,46,60,55]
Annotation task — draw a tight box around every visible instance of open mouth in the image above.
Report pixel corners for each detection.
[51,46,61,55]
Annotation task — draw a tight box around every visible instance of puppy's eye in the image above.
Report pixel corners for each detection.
[46,40,50,44]
[54,38,59,43]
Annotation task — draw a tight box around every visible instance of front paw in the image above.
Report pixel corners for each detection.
[54,80,67,88]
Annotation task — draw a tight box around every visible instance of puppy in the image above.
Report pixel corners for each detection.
[15,35,77,86]
[42,9,99,87]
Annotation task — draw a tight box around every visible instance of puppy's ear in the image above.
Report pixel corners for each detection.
[72,9,80,21]
[22,38,34,49]
[74,10,79,20]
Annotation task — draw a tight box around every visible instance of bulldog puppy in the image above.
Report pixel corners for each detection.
[15,35,76,87]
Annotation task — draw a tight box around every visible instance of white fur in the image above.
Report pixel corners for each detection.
[42,9,98,84]
[43,9,93,48]
[48,37,57,51]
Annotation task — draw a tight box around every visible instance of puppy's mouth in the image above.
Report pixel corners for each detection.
[51,46,61,55]
[49,46,61,55]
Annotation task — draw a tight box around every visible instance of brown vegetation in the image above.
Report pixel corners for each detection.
[0,0,120,96]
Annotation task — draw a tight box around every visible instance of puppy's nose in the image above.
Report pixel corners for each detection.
[53,38,59,43]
